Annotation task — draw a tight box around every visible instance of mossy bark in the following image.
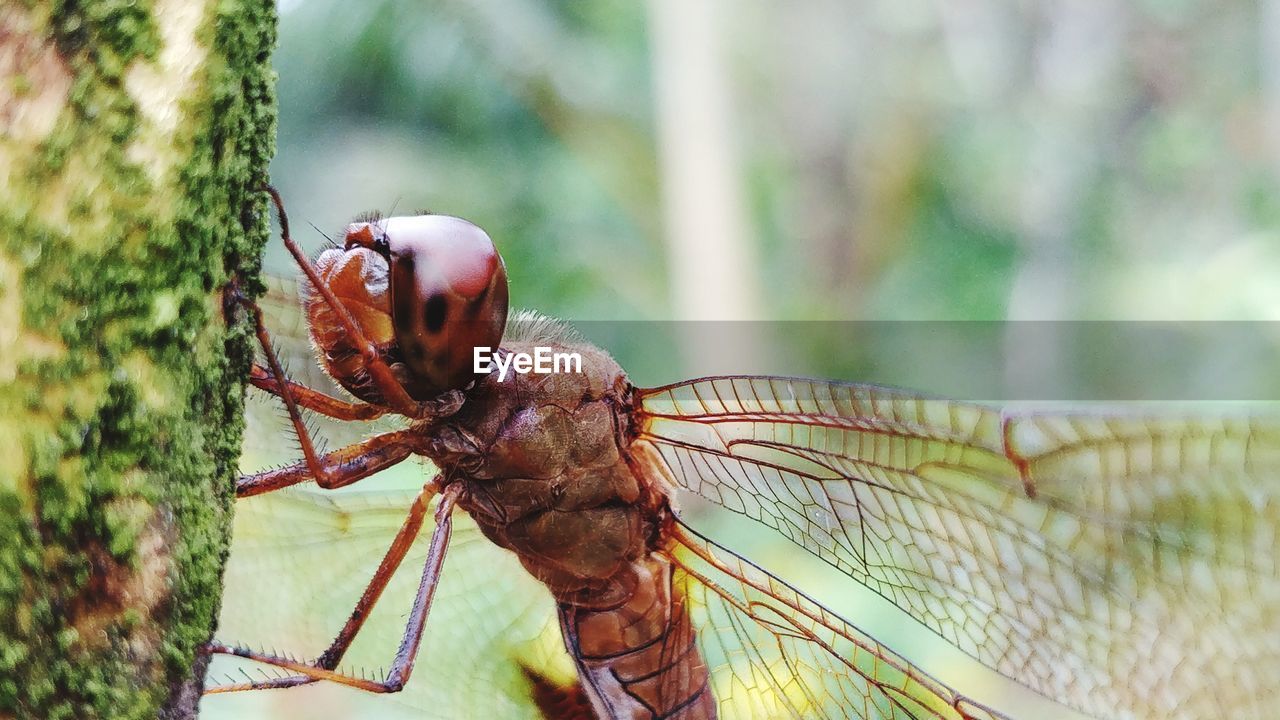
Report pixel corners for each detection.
[0,2,275,719]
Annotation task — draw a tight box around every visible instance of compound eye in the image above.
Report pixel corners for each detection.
[381,215,509,395]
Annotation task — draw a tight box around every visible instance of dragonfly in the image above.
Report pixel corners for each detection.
[204,188,1280,720]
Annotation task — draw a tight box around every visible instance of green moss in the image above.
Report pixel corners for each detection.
[0,1,275,719]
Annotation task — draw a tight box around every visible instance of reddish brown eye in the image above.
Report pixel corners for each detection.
[346,215,508,396]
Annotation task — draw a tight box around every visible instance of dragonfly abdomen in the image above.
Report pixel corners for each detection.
[559,555,715,720]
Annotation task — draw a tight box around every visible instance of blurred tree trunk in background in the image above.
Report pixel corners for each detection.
[0,2,274,719]
[647,0,771,376]
[647,0,760,323]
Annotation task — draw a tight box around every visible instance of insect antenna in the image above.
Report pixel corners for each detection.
[307,220,337,248]
[383,197,402,230]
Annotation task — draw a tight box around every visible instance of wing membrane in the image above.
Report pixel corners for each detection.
[255,276,336,395]
[669,523,1006,720]
[210,488,574,720]
[638,376,1280,720]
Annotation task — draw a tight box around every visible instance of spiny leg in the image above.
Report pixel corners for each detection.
[250,363,463,423]
[262,185,422,417]
[236,428,418,498]
[209,479,439,692]
[235,287,384,492]
[207,482,462,694]
[249,363,387,421]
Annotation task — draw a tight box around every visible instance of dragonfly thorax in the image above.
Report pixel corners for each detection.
[424,324,669,609]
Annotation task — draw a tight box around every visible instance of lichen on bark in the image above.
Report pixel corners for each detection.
[0,1,275,719]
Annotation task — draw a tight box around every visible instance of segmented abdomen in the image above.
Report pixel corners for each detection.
[558,555,714,720]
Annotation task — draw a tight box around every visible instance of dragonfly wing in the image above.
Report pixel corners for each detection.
[243,276,393,452]
[637,376,1280,720]
[210,488,573,720]
[255,276,339,393]
[670,523,1008,720]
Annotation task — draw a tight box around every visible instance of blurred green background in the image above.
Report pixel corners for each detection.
[205,0,1280,718]
[254,0,1280,395]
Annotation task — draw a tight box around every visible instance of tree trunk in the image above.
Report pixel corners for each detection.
[0,2,275,719]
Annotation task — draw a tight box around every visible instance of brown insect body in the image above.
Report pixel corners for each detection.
[423,328,713,719]
[307,220,713,718]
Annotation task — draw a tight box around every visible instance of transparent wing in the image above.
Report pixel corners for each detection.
[637,376,1280,720]
[209,488,574,720]
[255,276,332,395]
[668,523,1006,720]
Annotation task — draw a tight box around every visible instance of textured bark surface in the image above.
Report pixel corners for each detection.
[0,1,275,719]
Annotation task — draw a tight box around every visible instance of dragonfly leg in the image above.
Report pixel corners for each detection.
[235,428,418,498]
[248,363,388,421]
[262,185,422,417]
[205,482,461,694]
[231,276,397,491]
